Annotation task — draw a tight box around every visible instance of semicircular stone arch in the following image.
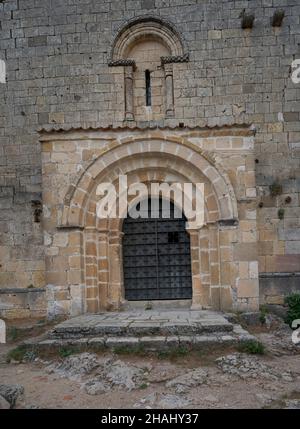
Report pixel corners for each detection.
[84,165,218,232]
[110,16,186,61]
[81,167,232,312]
[61,136,238,229]
[108,17,189,121]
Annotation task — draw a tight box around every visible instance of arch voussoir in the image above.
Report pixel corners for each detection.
[60,136,237,228]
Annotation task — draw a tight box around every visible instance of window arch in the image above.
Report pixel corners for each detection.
[110,17,185,62]
[108,18,189,121]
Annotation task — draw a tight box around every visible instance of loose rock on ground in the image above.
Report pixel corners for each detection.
[0,384,24,408]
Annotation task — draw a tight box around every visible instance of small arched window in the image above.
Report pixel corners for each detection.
[145,69,151,106]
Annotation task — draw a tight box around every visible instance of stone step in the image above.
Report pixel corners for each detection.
[29,324,255,352]
[49,313,234,339]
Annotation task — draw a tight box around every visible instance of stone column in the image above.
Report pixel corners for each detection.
[97,230,109,310]
[85,228,99,313]
[187,229,203,309]
[164,63,174,118]
[124,65,134,121]
[107,230,124,310]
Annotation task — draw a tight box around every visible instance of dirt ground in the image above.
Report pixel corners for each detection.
[0,316,299,409]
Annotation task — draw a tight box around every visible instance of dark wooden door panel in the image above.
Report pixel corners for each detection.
[123,198,192,301]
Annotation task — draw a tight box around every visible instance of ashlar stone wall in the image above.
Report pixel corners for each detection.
[0,0,299,317]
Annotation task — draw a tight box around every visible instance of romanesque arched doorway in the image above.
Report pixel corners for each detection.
[41,130,258,317]
[122,197,192,301]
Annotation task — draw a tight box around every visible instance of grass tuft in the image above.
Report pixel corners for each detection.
[58,347,79,358]
[6,345,37,362]
[157,345,189,360]
[113,344,146,356]
[285,293,300,328]
[7,326,20,341]
[259,305,269,325]
[138,383,148,390]
[238,339,265,355]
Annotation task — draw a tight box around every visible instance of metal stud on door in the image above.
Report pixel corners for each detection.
[123,198,192,301]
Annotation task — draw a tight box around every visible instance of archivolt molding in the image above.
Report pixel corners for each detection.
[59,135,238,228]
[87,165,216,231]
[107,186,198,232]
[109,16,186,62]
[63,134,226,203]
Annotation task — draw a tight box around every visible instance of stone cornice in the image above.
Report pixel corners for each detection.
[38,124,255,141]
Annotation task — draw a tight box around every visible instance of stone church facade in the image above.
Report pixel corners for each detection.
[0,0,299,319]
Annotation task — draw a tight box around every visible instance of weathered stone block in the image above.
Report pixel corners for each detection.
[234,243,257,261]
[237,279,259,298]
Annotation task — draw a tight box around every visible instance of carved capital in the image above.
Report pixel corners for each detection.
[163,62,173,76]
[124,65,134,79]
